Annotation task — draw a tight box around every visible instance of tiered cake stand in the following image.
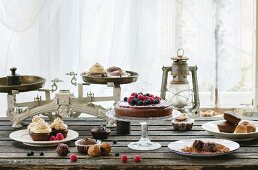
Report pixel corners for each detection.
[106,110,172,151]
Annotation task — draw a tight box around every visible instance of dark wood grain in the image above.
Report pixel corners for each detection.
[1,117,258,170]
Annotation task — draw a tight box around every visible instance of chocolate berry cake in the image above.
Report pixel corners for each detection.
[115,92,172,118]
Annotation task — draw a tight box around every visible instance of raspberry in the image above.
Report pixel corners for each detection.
[134,155,141,163]
[55,133,64,140]
[128,96,134,103]
[148,97,154,104]
[121,154,128,163]
[155,96,161,100]
[149,94,154,98]
[49,136,56,141]
[137,94,144,100]
[130,93,136,96]
[70,154,78,162]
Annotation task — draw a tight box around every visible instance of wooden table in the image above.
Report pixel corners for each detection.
[1,117,258,170]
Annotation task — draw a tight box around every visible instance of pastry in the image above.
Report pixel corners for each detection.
[224,112,241,124]
[115,92,172,118]
[100,142,112,156]
[88,144,101,157]
[29,121,51,141]
[75,138,97,154]
[50,117,68,138]
[90,126,111,140]
[56,143,70,156]
[234,121,256,133]
[106,66,128,77]
[27,116,45,132]
[217,120,237,133]
[88,63,107,77]
[172,113,194,131]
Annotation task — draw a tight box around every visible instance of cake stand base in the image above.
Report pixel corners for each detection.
[128,139,161,151]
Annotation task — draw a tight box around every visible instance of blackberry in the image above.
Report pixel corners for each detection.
[123,97,128,102]
[39,151,44,156]
[146,99,151,105]
[153,99,159,104]
[131,98,138,105]
[29,151,34,156]
[143,101,147,105]
[27,152,32,156]
[144,93,150,96]
[134,94,138,98]
[113,140,117,144]
[137,100,143,106]
[115,153,120,157]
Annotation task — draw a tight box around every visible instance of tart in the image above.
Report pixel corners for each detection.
[50,117,68,138]
[115,92,172,118]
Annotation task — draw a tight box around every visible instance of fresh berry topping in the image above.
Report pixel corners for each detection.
[131,98,138,105]
[136,100,143,106]
[70,154,78,162]
[49,135,56,141]
[123,97,128,102]
[153,99,159,104]
[134,94,138,98]
[144,93,150,96]
[146,99,151,105]
[137,94,144,100]
[134,155,142,163]
[130,93,136,96]
[121,154,128,163]
[39,151,44,156]
[143,100,147,105]
[115,152,120,157]
[113,140,117,144]
[155,96,161,100]
[55,133,64,140]
[148,97,154,104]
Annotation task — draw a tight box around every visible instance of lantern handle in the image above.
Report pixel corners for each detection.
[177,48,184,57]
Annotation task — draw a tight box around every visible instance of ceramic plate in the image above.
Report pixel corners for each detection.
[202,120,258,141]
[9,129,79,147]
[168,138,239,157]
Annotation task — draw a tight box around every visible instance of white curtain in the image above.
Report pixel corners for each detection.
[0,0,255,115]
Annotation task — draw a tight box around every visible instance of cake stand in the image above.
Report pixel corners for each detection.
[106,110,171,151]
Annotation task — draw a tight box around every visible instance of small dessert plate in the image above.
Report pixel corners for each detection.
[168,138,239,157]
[9,129,79,147]
[202,120,258,141]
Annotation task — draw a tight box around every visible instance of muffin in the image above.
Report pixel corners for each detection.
[217,120,237,133]
[172,113,194,131]
[50,117,68,138]
[88,63,107,77]
[224,112,241,124]
[234,121,256,133]
[100,142,112,156]
[90,126,111,140]
[29,121,52,141]
[75,137,97,154]
[88,144,101,157]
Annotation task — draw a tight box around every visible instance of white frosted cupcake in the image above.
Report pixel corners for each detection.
[29,121,52,141]
[50,117,68,138]
[27,116,45,133]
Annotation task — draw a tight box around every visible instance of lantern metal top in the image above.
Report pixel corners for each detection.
[171,48,189,61]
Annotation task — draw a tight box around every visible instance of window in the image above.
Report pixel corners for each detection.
[0,0,256,116]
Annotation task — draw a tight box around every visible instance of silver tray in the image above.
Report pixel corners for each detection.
[81,71,139,85]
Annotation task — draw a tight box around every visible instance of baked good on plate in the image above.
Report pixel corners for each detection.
[172,113,194,131]
[217,120,237,133]
[90,125,111,140]
[50,117,68,138]
[224,112,241,124]
[106,66,128,77]
[27,116,45,132]
[234,121,256,134]
[75,137,97,154]
[115,92,172,118]
[29,121,52,141]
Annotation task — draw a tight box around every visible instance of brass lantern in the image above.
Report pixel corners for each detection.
[160,49,200,114]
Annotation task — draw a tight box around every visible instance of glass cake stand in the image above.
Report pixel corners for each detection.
[106,110,172,151]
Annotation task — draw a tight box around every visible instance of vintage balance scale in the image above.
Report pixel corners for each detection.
[0,67,138,128]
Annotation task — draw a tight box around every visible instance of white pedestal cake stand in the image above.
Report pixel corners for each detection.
[106,110,171,151]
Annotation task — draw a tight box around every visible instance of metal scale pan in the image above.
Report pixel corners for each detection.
[81,71,139,85]
[0,76,46,93]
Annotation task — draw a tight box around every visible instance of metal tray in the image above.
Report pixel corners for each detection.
[81,71,139,85]
[0,76,46,93]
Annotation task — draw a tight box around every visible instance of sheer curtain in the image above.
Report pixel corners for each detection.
[0,0,255,116]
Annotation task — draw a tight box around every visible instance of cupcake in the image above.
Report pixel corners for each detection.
[90,125,111,140]
[29,121,52,141]
[88,63,107,77]
[100,142,112,156]
[27,116,45,133]
[172,113,194,131]
[75,137,97,154]
[88,144,101,157]
[50,117,68,138]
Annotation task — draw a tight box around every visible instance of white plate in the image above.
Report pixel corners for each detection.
[9,129,79,147]
[202,120,258,141]
[168,138,239,157]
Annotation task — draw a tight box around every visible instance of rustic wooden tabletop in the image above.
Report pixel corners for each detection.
[1,117,258,170]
